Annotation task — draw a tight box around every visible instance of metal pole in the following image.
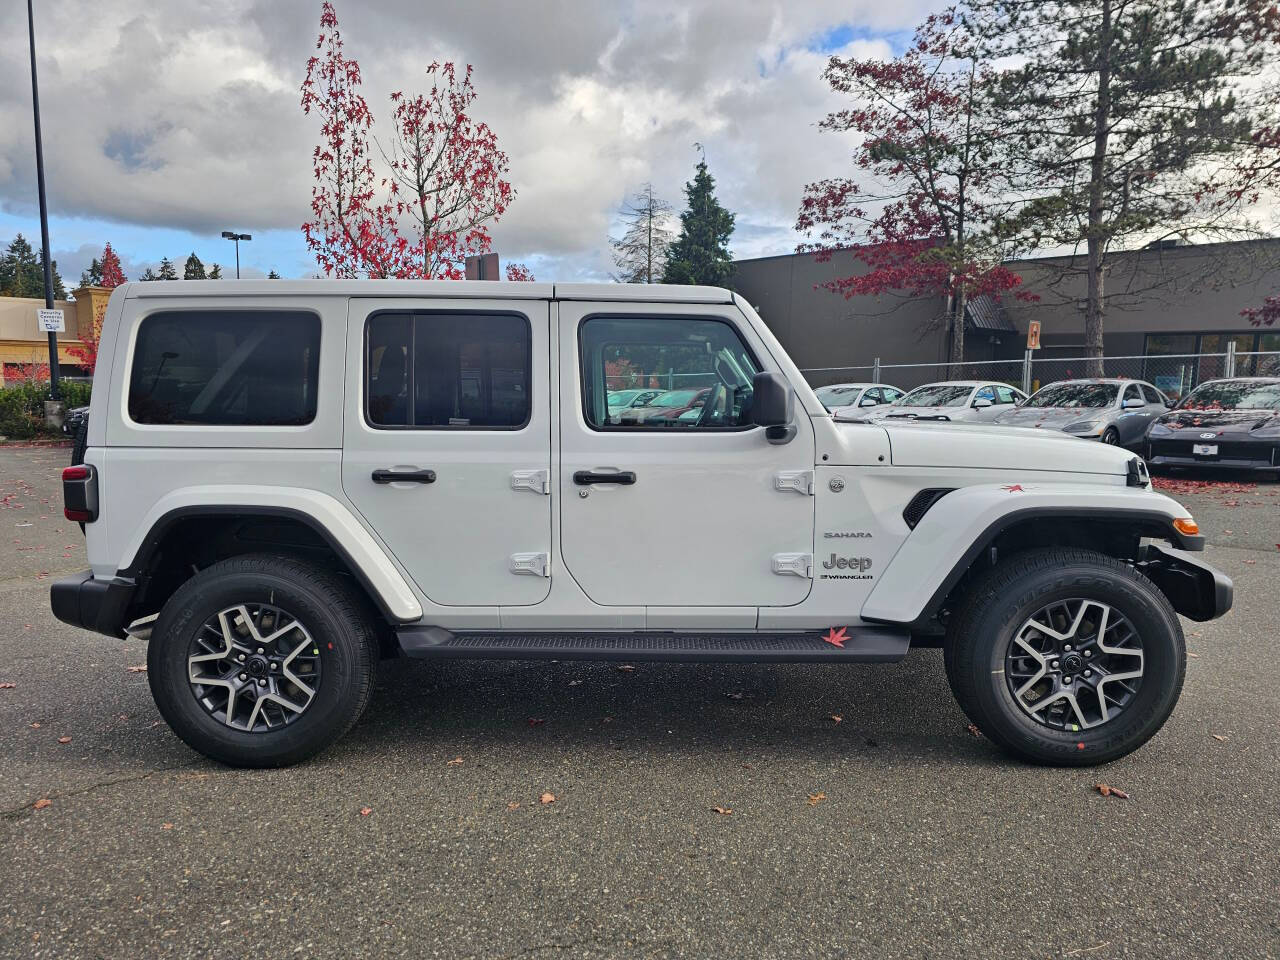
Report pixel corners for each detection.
[872,357,881,383]
[27,0,60,399]
[1225,340,1236,378]
[1022,349,1033,395]
[234,238,240,279]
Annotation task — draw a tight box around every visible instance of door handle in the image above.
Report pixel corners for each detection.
[372,468,436,484]
[573,470,636,485]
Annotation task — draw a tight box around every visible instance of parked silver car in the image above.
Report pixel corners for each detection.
[850,380,1026,423]
[813,382,905,416]
[991,378,1170,448]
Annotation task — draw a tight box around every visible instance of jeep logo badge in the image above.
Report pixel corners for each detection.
[822,554,872,572]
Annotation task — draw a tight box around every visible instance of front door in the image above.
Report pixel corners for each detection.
[342,297,552,607]
[558,302,816,608]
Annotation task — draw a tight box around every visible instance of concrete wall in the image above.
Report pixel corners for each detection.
[731,251,949,386]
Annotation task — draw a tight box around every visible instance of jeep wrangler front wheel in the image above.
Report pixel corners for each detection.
[945,548,1185,766]
[147,555,378,768]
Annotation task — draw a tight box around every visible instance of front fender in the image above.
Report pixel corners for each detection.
[861,482,1199,627]
[120,485,423,623]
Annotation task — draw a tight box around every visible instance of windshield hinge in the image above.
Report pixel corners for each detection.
[774,470,814,496]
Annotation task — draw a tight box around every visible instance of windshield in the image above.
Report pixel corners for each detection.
[896,384,973,407]
[1178,380,1280,411]
[1025,382,1118,408]
[815,385,860,405]
[607,390,640,405]
[650,390,699,407]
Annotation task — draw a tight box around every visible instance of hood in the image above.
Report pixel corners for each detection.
[1155,408,1279,433]
[992,406,1107,427]
[836,419,1133,475]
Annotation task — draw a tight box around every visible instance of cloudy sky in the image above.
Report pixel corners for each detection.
[0,0,944,284]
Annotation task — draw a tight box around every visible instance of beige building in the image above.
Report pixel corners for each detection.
[0,285,111,384]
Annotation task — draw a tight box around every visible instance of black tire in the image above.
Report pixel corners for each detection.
[1100,427,1120,445]
[147,555,378,768]
[945,548,1185,766]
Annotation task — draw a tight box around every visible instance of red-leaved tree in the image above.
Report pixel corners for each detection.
[1242,297,1280,328]
[301,3,513,279]
[504,262,535,281]
[67,242,126,373]
[796,12,1030,363]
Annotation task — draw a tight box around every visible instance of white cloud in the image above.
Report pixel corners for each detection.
[0,0,944,279]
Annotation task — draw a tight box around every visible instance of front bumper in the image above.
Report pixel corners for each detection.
[50,570,136,638]
[1148,437,1279,471]
[1136,544,1233,621]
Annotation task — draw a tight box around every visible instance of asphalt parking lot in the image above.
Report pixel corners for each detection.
[1,446,1277,959]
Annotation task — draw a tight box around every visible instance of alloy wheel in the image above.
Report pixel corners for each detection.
[1005,598,1144,731]
[187,603,322,732]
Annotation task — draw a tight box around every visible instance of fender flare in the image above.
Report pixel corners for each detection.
[119,486,423,624]
[861,484,1202,629]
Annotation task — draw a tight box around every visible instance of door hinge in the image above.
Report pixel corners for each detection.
[509,552,550,577]
[510,469,550,495]
[771,552,813,578]
[774,470,814,496]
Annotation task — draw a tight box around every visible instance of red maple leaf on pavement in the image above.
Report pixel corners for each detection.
[822,626,848,648]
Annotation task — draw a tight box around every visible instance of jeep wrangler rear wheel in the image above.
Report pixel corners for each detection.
[945,548,1185,766]
[148,555,378,768]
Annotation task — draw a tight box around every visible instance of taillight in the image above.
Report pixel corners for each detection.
[62,464,98,523]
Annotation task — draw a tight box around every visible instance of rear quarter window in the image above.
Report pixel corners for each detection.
[128,310,321,426]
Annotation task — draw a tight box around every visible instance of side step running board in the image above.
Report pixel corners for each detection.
[396,627,911,664]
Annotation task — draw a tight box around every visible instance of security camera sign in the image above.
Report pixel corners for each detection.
[37,309,65,333]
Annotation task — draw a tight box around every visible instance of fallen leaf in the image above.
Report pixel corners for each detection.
[1188,652,1201,659]
[601,716,613,723]
[966,723,982,737]
[807,792,826,806]
[710,806,732,816]
[540,792,556,805]
[526,717,545,726]
[57,736,71,744]
[1212,734,1229,742]
[821,626,848,648]
[568,679,583,687]
[446,756,464,766]
[1095,783,1130,800]
[1243,559,1256,565]
[126,665,147,673]
[30,722,40,729]
[32,798,51,810]
[360,807,372,817]
[506,801,520,811]
[725,691,744,701]
[162,823,174,830]
[0,682,15,689]
[617,665,635,673]
[829,714,843,724]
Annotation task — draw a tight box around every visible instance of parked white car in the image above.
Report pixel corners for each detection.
[813,382,905,417]
[53,280,1228,769]
[853,380,1027,423]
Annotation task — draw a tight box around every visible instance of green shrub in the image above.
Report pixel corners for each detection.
[0,379,91,440]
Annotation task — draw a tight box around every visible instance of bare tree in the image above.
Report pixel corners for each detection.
[611,184,674,283]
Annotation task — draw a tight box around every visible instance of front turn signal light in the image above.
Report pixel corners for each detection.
[1173,517,1199,536]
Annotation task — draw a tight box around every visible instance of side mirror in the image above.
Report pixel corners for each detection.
[860,397,877,407]
[1123,397,1144,409]
[1165,399,1176,408]
[972,398,993,409]
[751,371,795,444]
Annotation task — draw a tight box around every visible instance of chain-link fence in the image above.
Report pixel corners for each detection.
[802,350,1280,401]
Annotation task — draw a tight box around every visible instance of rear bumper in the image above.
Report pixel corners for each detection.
[1137,544,1233,622]
[50,570,135,638]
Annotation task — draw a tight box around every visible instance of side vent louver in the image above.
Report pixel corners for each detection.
[902,488,956,529]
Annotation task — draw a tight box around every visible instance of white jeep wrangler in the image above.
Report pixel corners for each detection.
[52,280,1231,768]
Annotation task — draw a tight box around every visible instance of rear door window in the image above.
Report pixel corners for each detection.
[128,310,320,426]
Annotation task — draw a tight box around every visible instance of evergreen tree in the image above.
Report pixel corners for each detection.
[156,257,179,281]
[139,267,160,282]
[267,269,281,279]
[207,263,223,280]
[183,252,206,280]
[81,258,103,287]
[611,184,674,284]
[967,0,1280,374]
[662,155,735,286]
[0,235,67,299]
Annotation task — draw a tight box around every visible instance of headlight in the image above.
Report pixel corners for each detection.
[1148,421,1173,436]
[1063,419,1102,434]
[1251,418,1280,438]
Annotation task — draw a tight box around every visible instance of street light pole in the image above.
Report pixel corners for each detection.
[27,0,60,400]
[221,231,252,278]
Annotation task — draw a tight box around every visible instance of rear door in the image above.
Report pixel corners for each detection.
[557,301,816,611]
[341,297,552,607]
